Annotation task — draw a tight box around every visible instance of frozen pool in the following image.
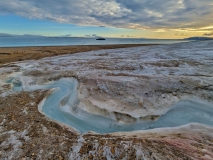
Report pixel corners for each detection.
[10,78,213,133]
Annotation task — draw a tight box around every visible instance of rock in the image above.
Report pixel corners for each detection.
[142,139,146,143]
[88,154,93,159]
[161,94,166,98]
[172,92,177,96]
[139,102,143,106]
[111,147,115,154]
[99,149,103,155]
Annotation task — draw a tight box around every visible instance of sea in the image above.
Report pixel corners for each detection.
[0,36,191,47]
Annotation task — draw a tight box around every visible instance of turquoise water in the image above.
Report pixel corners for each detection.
[10,78,213,133]
[6,78,14,83]
[0,36,190,47]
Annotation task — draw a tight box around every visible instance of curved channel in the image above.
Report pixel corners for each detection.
[10,78,213,133]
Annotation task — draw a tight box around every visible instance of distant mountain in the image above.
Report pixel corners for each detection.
[185,37,213,41]
[0,33,13,37]
[0,33,44,37]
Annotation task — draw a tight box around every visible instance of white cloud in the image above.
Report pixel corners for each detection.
[85,34,100,38]
[0,0,213,31]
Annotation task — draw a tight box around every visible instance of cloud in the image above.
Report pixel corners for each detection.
[175,33,186,37]
[203,32,213,36]
[120,35,135,38]
[59,34,72,37]
[0,0,213,31]
[85,34,100,38]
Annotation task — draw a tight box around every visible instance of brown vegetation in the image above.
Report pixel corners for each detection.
[0,44,157,65]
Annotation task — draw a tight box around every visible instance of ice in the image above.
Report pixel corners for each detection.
[9,77,213,134]
[146,99,213,129]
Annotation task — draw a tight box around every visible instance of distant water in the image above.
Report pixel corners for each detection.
[0,36,191,47]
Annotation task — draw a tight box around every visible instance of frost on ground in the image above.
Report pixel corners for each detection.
[9,40,213,122]
[0,40,213,159]
[69,124,213,160]
[0,90,78,159]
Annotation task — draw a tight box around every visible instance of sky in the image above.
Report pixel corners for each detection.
[0,0,213,39]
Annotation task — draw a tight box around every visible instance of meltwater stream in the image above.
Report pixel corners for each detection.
[10,78,213,134]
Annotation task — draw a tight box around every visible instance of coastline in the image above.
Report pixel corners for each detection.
[0,44,158,65]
